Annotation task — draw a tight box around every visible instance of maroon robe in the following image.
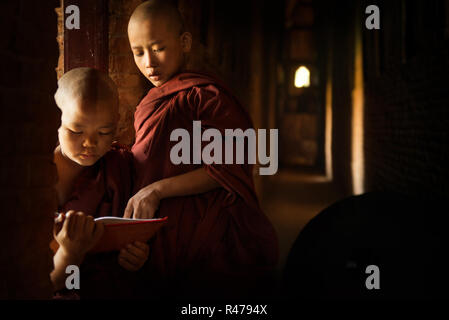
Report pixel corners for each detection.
[132,72,279,298]
[58,143,137,299]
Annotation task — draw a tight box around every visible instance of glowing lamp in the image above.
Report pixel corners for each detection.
[294,66,310,88]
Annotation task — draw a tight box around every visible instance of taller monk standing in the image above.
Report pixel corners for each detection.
[126,0,278,298]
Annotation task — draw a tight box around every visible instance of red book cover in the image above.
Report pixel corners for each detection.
[50,216,168,254]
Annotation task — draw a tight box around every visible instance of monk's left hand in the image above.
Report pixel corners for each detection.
[124,184,162,219]
[118,241,150,271]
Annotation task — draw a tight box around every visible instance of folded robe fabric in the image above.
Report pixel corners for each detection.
[131,71,279,298]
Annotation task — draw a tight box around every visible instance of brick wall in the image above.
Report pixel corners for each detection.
[0,1,60,298]
[56,3,64,79]
[363,0,449,201]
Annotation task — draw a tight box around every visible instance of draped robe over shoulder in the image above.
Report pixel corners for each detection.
[132,72,279,298]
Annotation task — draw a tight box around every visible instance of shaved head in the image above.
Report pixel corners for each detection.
[56,68,120,166]
[55,67,119,115]
[127,0,192,87]
[128,0,184,36]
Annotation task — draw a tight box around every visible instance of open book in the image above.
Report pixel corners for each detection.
[50,216,168,254]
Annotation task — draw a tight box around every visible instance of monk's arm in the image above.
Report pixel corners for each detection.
[125,167,221,218]
[50,212,104,292]
[50,248,84,292]
[153,167,220,198]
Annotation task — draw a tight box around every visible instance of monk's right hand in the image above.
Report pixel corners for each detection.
[54,210,104,258]
[124,184,162,219]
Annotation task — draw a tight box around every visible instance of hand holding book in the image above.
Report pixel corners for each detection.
[53,211,104,257]
[51,211,106,291]
[50,213,168,254]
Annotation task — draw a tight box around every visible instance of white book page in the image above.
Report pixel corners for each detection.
[94,216,163,225]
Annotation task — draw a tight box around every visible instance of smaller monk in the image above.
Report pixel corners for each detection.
[52,67,148,298]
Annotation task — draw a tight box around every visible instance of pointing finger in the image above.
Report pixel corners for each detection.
[123,200,134,219]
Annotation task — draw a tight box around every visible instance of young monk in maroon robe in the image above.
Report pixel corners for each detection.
[126,1,279,298]
[52,67,149,298]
